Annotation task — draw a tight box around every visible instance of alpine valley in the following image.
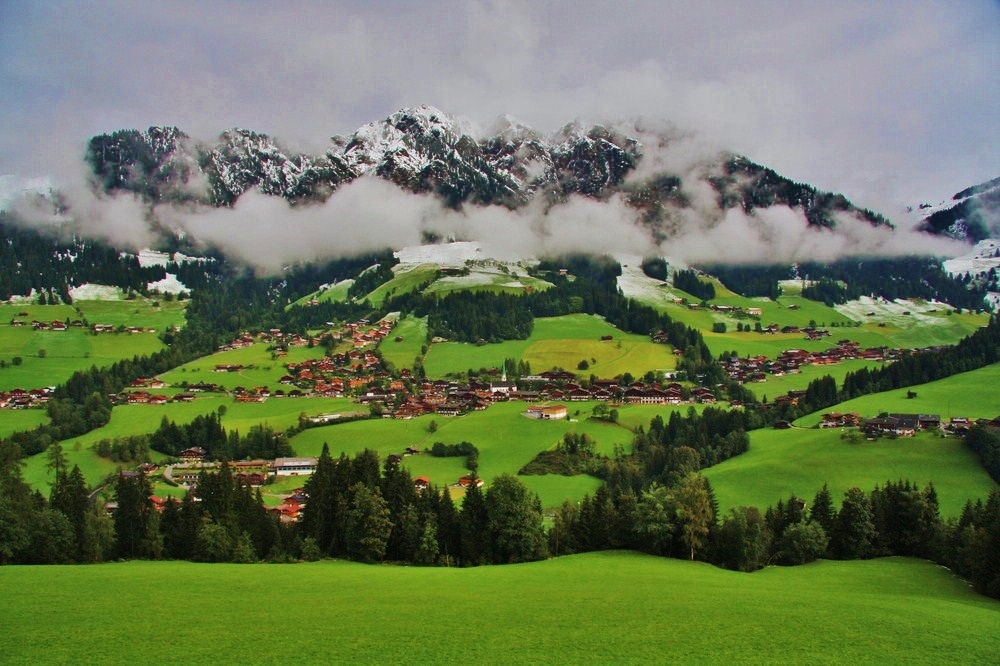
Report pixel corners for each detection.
[1,107,998,663]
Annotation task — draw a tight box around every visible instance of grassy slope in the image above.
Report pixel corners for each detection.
[705,428,998,518]
[158,342,330,392]
[0,300,187,390]
[424,313,677,378]
[377,315,427,371]
[0,554,996,664]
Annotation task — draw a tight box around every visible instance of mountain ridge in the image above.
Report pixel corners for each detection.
[85,105,893,237]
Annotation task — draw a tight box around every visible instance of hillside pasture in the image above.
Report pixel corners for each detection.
[365,263,440,306]
[704,427,997,518]
[740,359,885,400]
[620,267,987,358]
[0,554,996,664]
[377,315,427,371]
[0,299,186,390]
[0,408,48,439]
[422,265,552,297]
[423,313,677,379]
[158,342,330,392]
[289,278,354,307]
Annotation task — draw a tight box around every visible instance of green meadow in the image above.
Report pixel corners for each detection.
[366,263,440,306]
[1,553,996,664]
[158,342,329,391]
[705,427,997,518]
[378,315,428,370]
[0,299,187,390]
[0,408,48,439]
[422,269,552,297]
[423,313,677,378]
[635,276,987,359]
[742,359,885,400]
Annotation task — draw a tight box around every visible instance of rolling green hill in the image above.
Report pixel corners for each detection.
[0,299,187,390]
[705,427,998,518]
[1,553,996,664]
[423,313,677,378]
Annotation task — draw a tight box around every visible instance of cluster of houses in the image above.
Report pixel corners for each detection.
[813,411,1000,438]
[723,340,900,384]
[353,372,717,421]
[10,318,155,334]
[218,318,396,355]
[0,386,54,409]
[670,301,763,318]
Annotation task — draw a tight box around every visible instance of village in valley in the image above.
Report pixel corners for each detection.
[50,310,985,524]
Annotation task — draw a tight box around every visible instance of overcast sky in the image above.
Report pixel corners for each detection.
[1,0,997,217]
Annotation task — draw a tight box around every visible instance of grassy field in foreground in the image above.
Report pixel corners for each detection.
[705,428,998,518]
[0,553,996,664]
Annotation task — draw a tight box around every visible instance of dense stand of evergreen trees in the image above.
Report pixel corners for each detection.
[672,269,716,301]
[698,264,787,298]
[148,413,293,461]
[700,256,988,311]
[0,216,170,301]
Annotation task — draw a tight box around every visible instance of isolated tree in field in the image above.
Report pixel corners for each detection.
[809,484,836,538]
[713,506,769,572]
[46,442,67,478]
[485,474,547,564]
[346,483,393,562]
[778,522,829,565]
[674,473,714,560]
[460,482,490,565]
[632,484,676,556]
[50,465,89,560]
[830,487,876,559]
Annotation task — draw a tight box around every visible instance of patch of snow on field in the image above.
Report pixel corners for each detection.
[147,274,188,294]
[70,283,121,300]
[395,242,522,267]
[135,249,205,268]
[616,256,677,304]
[835,295,953,326]
[942,239,1000,277]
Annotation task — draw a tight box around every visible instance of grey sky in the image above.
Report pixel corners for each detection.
[1,0,997,217]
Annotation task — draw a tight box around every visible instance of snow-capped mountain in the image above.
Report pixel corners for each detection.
[913,176,1000,242]
[84,105,891,233]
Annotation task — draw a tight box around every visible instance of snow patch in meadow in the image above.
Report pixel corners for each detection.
[942,239,1000,277]
[147,274,188,294]
[835,295,952,326]
[136,249,204,268]
[394,241,522,267]
[69,283,121,300]
[615,257,679,304]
